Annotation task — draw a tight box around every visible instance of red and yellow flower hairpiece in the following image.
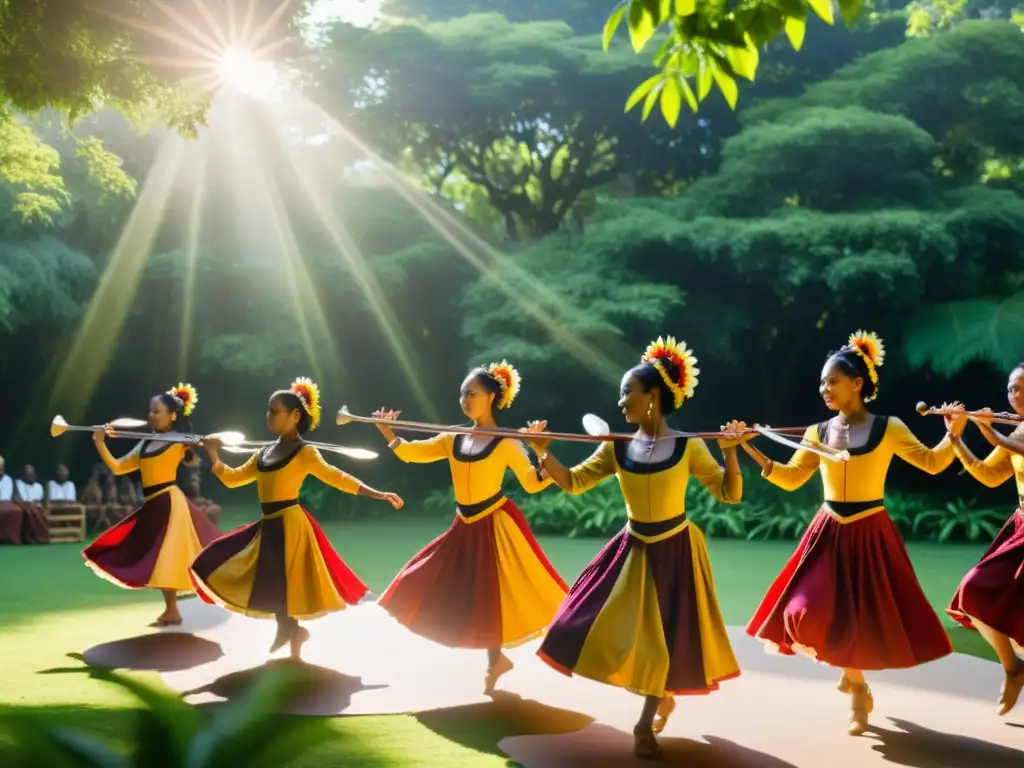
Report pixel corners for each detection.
[166,383,198,417]
[486,360,521,410]
[289,377,322,431]
[641,336,699,409]
[846,330,885,402]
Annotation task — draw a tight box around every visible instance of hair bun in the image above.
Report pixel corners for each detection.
[641,335,700,409]
[166,383,198,416]
[486,360,521,410]
[289,377,322,431]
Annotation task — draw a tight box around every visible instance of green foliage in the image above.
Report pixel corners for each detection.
[911,497,1007,542]
[0,237,96,335]
[0,113,69,224]
[0,660,332,767]
[604,0,867,122]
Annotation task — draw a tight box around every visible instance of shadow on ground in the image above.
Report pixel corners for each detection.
[867,717,1024,768]
[76,632,224,672]
[183,658,387,716]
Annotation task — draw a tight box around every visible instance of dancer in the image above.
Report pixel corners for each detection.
[946,364,1024,715]
[524,336,743,760]
[374,361,568,694]
[83,383,221,626]
[191,378,403,659]
[734,330,959,736]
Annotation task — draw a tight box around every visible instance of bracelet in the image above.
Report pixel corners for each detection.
[537,451,549,464]
[387,437,402,451]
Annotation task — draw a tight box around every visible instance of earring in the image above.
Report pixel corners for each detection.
[646,400,653,418]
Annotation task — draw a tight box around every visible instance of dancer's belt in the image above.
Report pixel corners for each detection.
[457,491,505,522]
[142,481,175,499]
[261,499,299,516]
[824,499,884,522]
[627,511,688,543]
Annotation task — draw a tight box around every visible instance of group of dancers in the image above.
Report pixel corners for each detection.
[77,330,1024,760]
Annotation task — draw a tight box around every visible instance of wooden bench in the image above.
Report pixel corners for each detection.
[47,504,86,543]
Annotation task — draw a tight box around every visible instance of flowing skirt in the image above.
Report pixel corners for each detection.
[378,498,569,648]
[82,485,221,591]
[747,505,953,670]
[538,522,740,697]
[190,503,368,620]
[947,508,1024,646]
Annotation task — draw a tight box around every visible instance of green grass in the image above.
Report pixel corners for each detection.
[0,508,994,765]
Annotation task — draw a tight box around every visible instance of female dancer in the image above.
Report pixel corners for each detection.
[524,336,743,760]
[946,364,1024,715]
[83,383,221,626]
[734,331,959,735]
[191,378,404,659]
[373,361,568,694]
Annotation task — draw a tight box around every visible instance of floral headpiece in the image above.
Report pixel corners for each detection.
[290,377,321,431]
[844,330,885,402]
[485,360,521,410]
[641,336,699,409]
[166,383,198,417]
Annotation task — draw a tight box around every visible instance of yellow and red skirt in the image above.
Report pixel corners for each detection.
[378,496,569,648]
[538,515,740,698]
[82,481,221,591]
[190,499,368,620]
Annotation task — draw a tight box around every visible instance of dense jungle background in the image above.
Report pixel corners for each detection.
[3,0,1024,545]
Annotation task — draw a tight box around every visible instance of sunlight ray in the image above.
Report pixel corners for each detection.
[86,5,219,62]
[128,56,214,71]
[153,1,224,53]
[189,0,231,49]
[268,107,440,420]
[247,0,300,51]
[303,101,629,385]
[240,0,259,43]
[48,138,186,420]
[178,141,207,379]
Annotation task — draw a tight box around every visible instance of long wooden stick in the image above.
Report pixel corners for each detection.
[916,402,1021,427]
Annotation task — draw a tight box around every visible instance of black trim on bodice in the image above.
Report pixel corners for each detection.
[257,441,307,472]
[613,434,688,474]
[817,415,889,456]
[452,433,504,463]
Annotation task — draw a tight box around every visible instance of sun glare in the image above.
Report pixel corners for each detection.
[216,47,279,97]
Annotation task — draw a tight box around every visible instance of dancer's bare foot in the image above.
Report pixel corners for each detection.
[652,696,675,735]
[484,653,514,694]
[270,623,291,653]
[152,612,182,627]
[289,627,310,661]
[633,724,662,760]
[847,683,873,736]
[998,659,1024,715]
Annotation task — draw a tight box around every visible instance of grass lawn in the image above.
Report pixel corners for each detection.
[0,508,993,765]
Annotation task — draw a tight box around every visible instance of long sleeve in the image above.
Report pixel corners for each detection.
[0,476,11,501]
[762,426,821,491]
[889,417,955,475]
[567,442,616,495]
[392,433,450,464]
[302,446,361,495]
[955,443,1014,488]
[211,451,259,488]
[504,439,554,493]
[688,438,741,503]
[96,441,141,476]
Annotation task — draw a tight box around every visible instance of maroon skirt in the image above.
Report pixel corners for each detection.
[378,499,568,649]
[746,504,953,670]
[947,509,1024,646]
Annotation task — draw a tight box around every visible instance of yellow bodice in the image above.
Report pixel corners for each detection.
[212,443,361,501]
[566,437,741,524]
[765,416,954,501]
[98,439,187,489]
[392,433,552,509]
[955,442,1024,498]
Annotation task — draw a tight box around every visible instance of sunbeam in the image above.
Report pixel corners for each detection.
[178,140,208,379]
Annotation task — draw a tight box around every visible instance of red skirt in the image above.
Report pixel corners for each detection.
[378,499,568,649]
[947,509,1024,646]
[746,505,953,670]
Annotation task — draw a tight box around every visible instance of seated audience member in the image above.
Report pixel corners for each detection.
[48,464,77,503]
[13,464,50,544]
[118,476,139,507]
[82,465,123,532]
[0,455,25,544]
[184,472,223,526]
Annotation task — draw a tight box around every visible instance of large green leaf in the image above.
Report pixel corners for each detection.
[0,711,127,767]
[904,292,1024,376]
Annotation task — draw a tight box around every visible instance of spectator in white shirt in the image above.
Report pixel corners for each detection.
[48,464,77,503]
[0,455,12,502]
[15,465,45,503]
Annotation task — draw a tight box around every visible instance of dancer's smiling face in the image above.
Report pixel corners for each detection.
[819,360,863,412]
[1006,367,1024,416]
[148,397,176,432]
